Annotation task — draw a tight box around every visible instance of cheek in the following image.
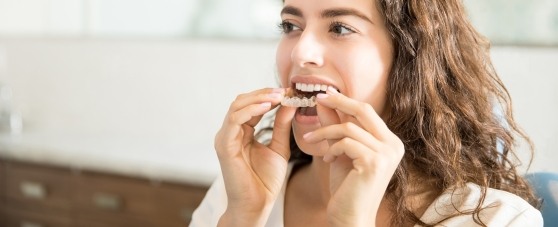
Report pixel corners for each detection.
[339,47,391,113]
[276,41,292,88]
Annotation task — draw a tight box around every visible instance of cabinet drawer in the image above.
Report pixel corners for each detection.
[74,171,208,226]
[1,159,5,203]
[4,161,73,211]
[0,206,73,227]
[2,159,210,226]
[75,213,155,227]
[74,171,157,218]
[152,183,208,226]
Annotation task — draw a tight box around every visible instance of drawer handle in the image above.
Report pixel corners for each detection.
[93,193,122,211]
[21,221,44,227]
[20,181,47,199]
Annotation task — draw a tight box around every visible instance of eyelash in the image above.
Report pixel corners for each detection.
[278,20,299,34]
[278,20,357,37]
[329,21,357,36]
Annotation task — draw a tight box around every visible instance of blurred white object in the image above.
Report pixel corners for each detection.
[88,0,202,37]
[0,83,22,135]
[0,49,22,135]
[192,0,282,38]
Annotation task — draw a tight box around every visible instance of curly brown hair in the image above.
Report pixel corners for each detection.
[264,0,541,226]
[377,0,540,226]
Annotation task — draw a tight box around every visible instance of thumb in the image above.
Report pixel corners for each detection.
[268,106,297,160]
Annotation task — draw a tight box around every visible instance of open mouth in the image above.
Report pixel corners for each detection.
[281,82,339,108]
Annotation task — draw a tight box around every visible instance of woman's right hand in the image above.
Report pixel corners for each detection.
[214,88,296,226]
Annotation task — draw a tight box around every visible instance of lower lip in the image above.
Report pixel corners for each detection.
[294,108,320,124]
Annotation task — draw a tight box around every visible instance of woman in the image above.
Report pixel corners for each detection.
[191,0,542,226]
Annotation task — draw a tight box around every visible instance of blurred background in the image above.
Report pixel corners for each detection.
[0,0,556,226]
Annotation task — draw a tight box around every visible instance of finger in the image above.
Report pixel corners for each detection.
[268,105,297,160]
[245,89,289,127]
[316,88,391,140]
[220,102,274,144]
[229,88,286,113]
[303,123,381,150]
[245,114,265,129]
[228,102,274,126]
[223,87,285,130]
[317,103,341,146]
[325,138,376,173]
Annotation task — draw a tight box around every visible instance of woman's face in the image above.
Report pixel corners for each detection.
[276,0,394,156]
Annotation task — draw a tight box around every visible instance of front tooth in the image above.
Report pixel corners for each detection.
[301,83,308,91]
[314,84,321,91]
[305,83,313,92]
[307,84,314,91]
[303,84,310,92]
[321,84,327,91]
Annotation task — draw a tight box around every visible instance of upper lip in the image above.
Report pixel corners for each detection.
[290,75,340,91]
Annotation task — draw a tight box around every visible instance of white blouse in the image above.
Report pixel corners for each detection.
[190,164,542,227]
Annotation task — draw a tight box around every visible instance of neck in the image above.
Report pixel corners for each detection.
[294,158,332,207]
[287,158,439,227]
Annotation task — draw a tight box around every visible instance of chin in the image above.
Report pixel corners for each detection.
[293,130,329,157]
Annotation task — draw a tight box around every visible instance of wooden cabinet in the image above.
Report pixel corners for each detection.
[151,182,209,226]
[1,159,5,204]
[4,161,74,211]
[0,159,209,227]
[0,207,74,227]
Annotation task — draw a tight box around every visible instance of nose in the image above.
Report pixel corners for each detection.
[291,31,325,68]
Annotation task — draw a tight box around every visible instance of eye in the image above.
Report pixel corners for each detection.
[278,20,301,34]
[329,21,356,36]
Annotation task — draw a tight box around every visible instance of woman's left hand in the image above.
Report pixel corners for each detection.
[303,88,405,227]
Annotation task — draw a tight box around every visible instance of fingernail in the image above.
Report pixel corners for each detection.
[327,86,339,94]
[303,132,313,140]
[260,102,272,107]
[272,88,285,93]
[268,93,282,99]
[316,93,329,99]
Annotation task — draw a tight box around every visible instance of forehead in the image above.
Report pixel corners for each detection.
[282,0,380,22]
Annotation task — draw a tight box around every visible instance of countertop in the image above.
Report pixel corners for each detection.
[0,132,221,187]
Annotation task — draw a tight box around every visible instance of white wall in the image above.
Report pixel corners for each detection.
[491,47,558,172]
[0,0,282,38]
[0,38,556,173]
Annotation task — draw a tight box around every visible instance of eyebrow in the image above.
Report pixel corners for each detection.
[280,6,374,24]
[280,6,303,17]
[322,8,374,24]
